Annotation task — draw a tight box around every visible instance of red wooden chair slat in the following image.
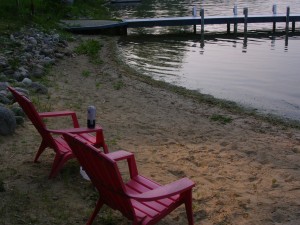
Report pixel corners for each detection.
[8,86,108,178]
[63,133,195,225]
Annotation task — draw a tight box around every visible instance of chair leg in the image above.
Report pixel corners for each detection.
[86,198,104,225]
[184,190,194,225]
[48,153,63,179]
[132,220,139,225]
[34,140,48,162]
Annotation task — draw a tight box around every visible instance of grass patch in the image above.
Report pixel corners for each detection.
[210,114,233,124]
[75,39,103,64]
[31,95,52,112]
[81,70,91,78]
[113,80,124,90]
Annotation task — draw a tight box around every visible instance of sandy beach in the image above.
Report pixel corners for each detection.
[1,35,300,225]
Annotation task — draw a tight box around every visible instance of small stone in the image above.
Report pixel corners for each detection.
[0,74,7,82]
[0,106,16,135]
[292,146,300,153]
[22,78,32,86]
[11,106,25,117]
[15,116,25,125]
[28,37,38,45]
[14,87,29,96]
[0,82,9,91]
[40,57,55,66]
[41,48,54,56]
[31,65,45,78]
[0,94,11,104]
[55,53,64,59]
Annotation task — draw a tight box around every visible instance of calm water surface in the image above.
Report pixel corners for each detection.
[109,1,300,120]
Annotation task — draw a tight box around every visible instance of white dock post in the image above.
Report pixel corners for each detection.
[243,7,248,34]
[233,4,238,34]
[286,6,290,33]
[192,6,197,34]
[272,4,277,32]
[200,8,205,34]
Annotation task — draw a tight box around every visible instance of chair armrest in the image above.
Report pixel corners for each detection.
[107,150,134,161]
[126,178,195,201]
[47,125,103,135]
[39,111,79,128]
[107,150,139,178]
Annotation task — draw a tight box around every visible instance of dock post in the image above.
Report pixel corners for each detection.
[119,25,128,36]
[272,4,277,32]
[286,6,290,33]
[233,4,238,34]
[200,8,204,34]
[192,6,197,34]
[292,21,295,32]
[243,7,248,34]
[227,23,230,34]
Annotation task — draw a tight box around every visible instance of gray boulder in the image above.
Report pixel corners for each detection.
[0,106,16,135]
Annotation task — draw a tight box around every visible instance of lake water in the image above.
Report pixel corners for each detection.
[109,1,300,121]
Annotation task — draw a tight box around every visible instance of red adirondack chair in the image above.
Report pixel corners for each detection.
[63,133,195,225]
[8,86,109,178]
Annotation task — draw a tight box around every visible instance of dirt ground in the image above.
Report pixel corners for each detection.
[0,35,300,225]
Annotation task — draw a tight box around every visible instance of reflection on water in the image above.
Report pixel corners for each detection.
[112,1,300,120]
[118,33,300,120]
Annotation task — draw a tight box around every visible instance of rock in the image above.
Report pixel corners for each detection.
[292,146,300,153]
[11,106,25,117]
[30,82,48,94]
[41,48,54,56]
[14,87,29,96]
[31,65,45,78]
[0,82,9,91]
[19,67,29,77]
[55,53,64,59]
[15,116,25,125]
[28,37,38,45]
[40,57,55,66]
[0,106,16,135]
[0,56,9,70]
[22,78,32,86]
[0,94,12,104]
[0,74,7,82]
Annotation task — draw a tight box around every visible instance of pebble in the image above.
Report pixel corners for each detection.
[22,78,32,86]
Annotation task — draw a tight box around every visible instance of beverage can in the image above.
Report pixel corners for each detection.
[87,105,96,129]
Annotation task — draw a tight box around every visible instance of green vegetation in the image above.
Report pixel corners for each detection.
[113,80,125,90]
[81,70,91,78]
[210,114,233,124]
[75,39,103,63]
[31,95,52,112]
[0,0,111,33]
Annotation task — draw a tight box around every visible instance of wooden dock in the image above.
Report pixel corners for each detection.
[62,6,300,35]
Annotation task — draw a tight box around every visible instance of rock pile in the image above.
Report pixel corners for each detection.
[0,27,72,135]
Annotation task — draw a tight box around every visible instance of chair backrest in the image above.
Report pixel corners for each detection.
[63,133,135,220]
[8,86,57,149]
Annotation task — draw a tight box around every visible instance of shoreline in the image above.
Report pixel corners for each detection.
[110,35,300,129]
